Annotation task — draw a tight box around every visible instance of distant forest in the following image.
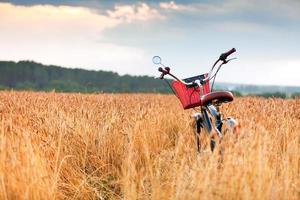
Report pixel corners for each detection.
[0,61,170,93]
[1,60,300,98]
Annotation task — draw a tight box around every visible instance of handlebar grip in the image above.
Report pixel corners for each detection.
[165,67,170,73]
[158,67,164,73]
[158,67,169,79]
[219,48,236,61]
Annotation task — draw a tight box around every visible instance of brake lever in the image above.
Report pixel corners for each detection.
[222,57,237,64]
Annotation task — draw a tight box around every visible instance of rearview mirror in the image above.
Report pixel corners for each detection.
[152,56,161,65]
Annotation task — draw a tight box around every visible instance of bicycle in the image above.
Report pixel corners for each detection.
[153,48,239,152]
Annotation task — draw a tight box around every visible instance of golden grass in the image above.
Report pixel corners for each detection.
[0,91,299,199]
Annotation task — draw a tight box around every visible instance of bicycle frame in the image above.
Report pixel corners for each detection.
[192,104,223,152]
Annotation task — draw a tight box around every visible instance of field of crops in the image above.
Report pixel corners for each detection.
[0,91,299,199]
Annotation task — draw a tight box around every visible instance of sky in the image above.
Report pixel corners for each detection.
[0,0,300,86]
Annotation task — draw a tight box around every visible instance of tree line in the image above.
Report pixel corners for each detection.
[0,61,170,93]
[0,60,299,98]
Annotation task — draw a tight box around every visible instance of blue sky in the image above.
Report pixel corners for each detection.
[1,0,300,86]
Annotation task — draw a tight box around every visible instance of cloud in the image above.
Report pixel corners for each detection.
[159,0,250,14]
[159,0,300,20]
[107,3,164,22]
[0,2,164,74]
[159,1,187,11]
[0,3,120,42]
[0,1,299,85]
[158,0,300,36]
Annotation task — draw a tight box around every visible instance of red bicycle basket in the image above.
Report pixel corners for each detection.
[171,73,210,109]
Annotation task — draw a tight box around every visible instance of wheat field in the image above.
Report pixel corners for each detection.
[0,91,299,199]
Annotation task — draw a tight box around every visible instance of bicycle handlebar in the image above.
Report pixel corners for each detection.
[202,48,236,82]
[157,48,236,86]
[158,67,170,79]
[219,48,236,61]
[158,66,198,86]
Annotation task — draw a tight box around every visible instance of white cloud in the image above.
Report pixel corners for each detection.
[107,3,164,23]
[159,0,250,14]
[159,1,187,11]
[0,2,164,74]
[0,2,165,41]
[0,3,120,43]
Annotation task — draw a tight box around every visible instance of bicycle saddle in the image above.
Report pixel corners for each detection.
[201,91,234,106]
